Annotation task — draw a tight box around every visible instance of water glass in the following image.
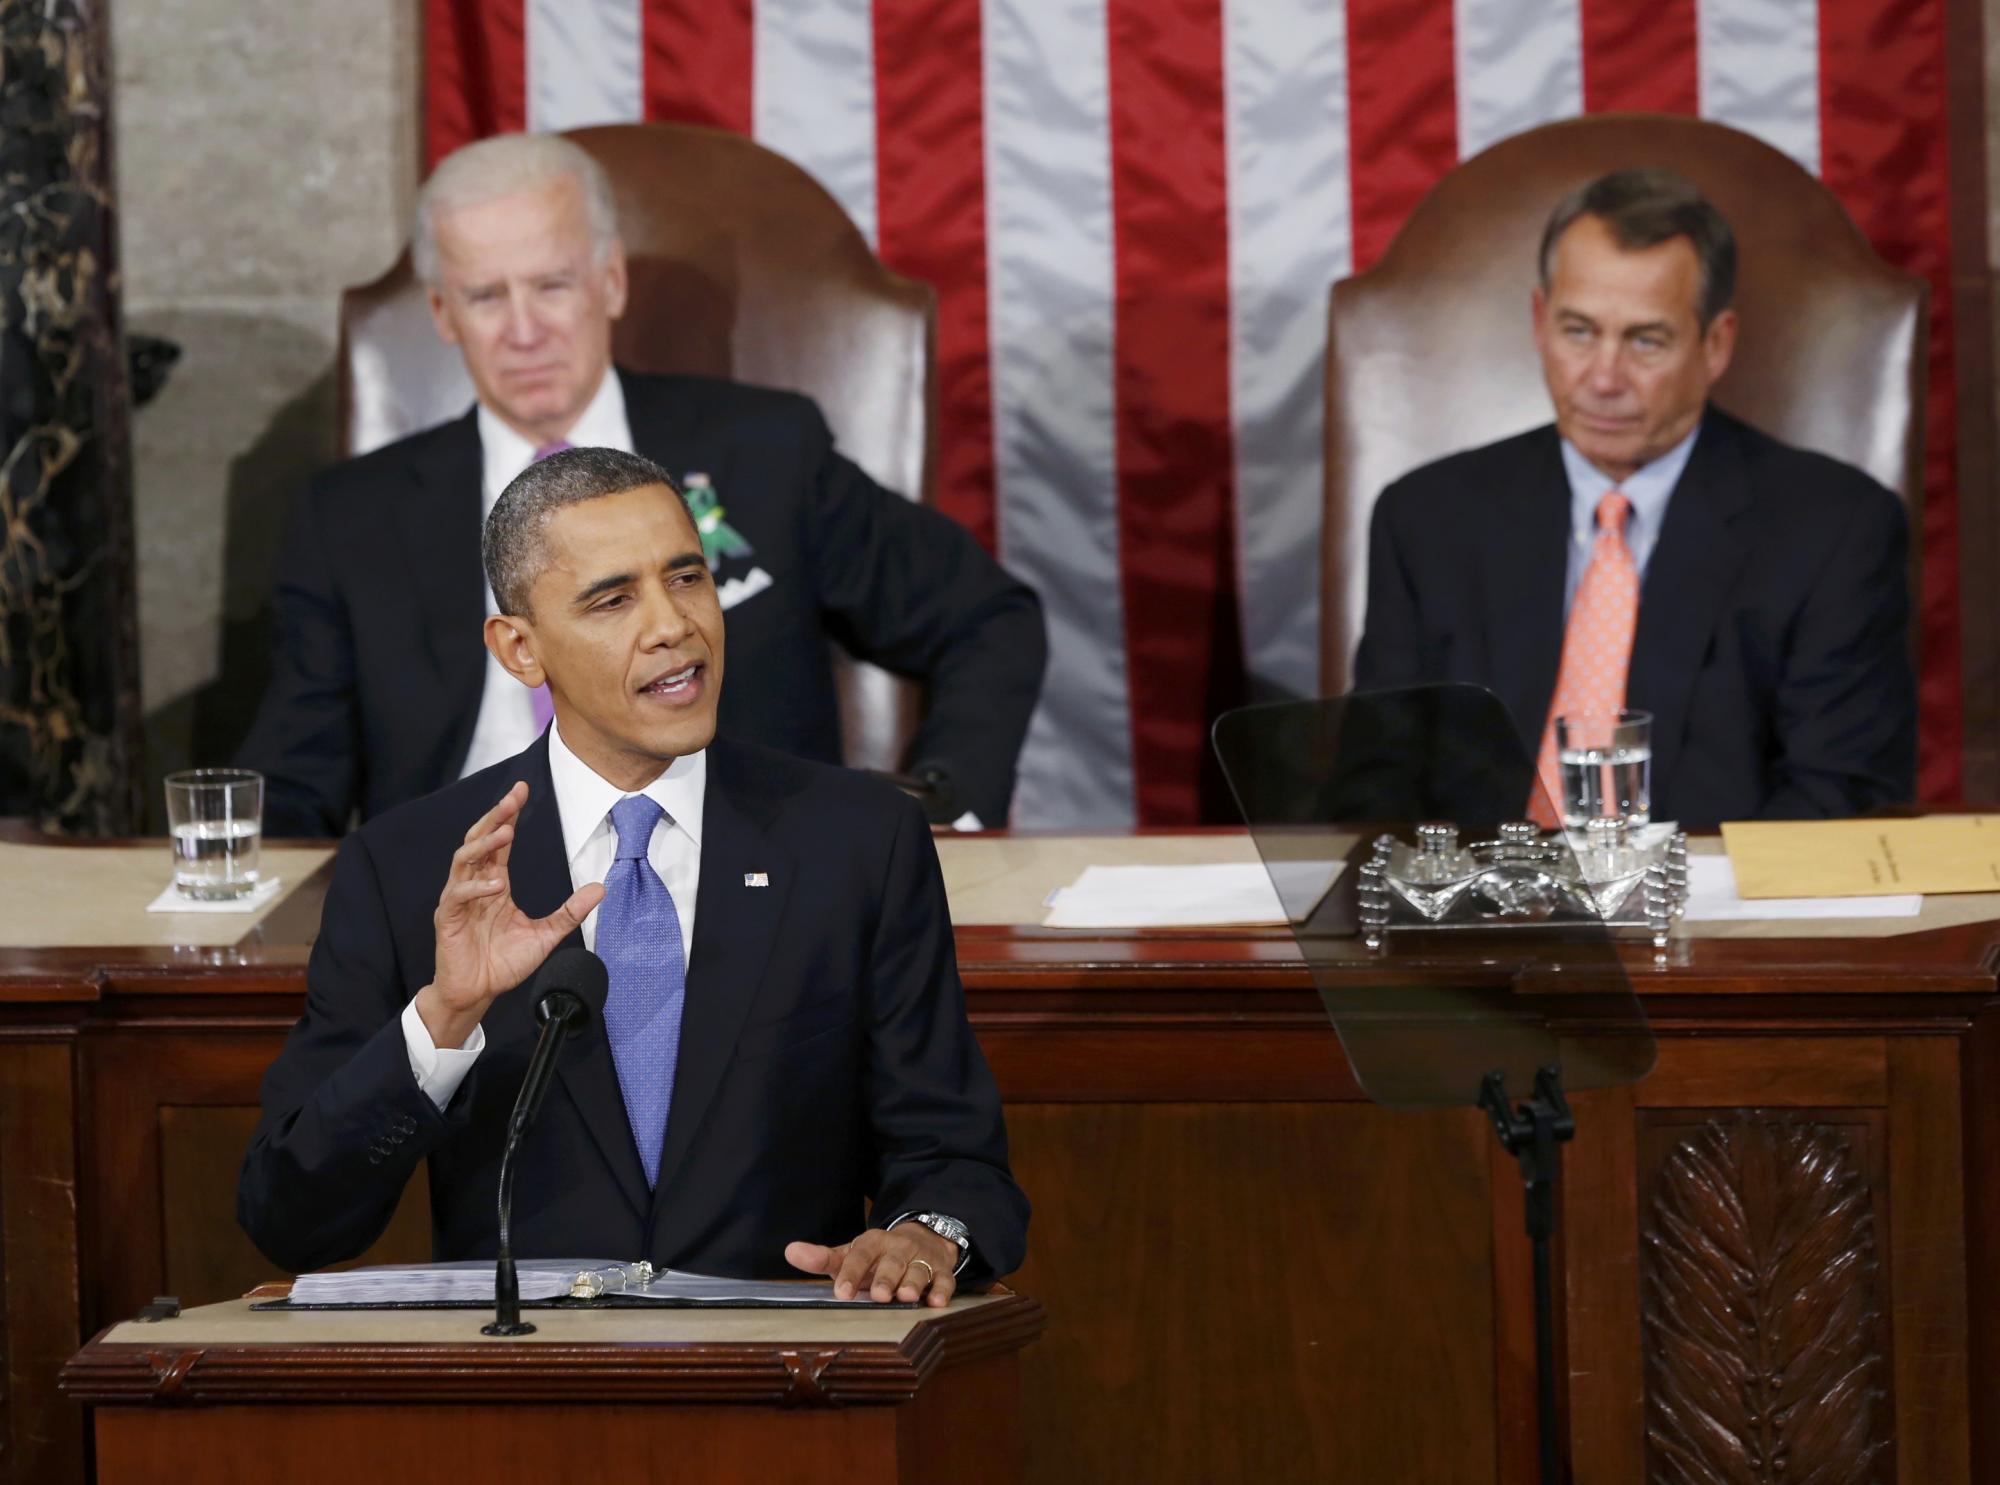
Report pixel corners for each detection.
[165,769,264,900]
[1554,711,1652,829]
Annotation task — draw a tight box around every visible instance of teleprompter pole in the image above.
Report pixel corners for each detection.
[1479,1064,1576,1485]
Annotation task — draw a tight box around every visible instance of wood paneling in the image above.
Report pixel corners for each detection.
[157,1107,430,1308]
[5,863,1999,1484]
[1563,1083,1645,1483]
[95,1406,895,1485]
[1640,1115,1893,1483]
[1886,1039,1972,1485]
[0,1041,84,1485]
[1005,1101,1497,1485]
[1963,1011,2000,1484]
[1638,1035,1889,1107]
[73,1296,1042,1485]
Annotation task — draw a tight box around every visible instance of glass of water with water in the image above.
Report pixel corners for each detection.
[1554,710,1651,829]
[165,769,264,900]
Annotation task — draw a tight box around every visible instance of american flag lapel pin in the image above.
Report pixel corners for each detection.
[744,872,769,888]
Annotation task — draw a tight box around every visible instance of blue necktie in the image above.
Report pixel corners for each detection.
[596,795,687,1189]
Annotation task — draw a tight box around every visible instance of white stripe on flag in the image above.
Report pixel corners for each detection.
[1223,0,1352,702]
[753,0,880,247]
[525,0,643,133]
[1698,0,1820,173]
[1455,0,1584,159]
[984,0,1133,828]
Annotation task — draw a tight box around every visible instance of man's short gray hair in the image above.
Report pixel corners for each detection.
[1538,168,1738,328]
[483,447,689,617]
[412,133,620,284]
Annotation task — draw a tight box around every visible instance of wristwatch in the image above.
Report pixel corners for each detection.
[891,1211,972,1275]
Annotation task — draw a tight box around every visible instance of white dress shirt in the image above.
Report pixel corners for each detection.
[457,369,637,778]
[1559,423,1700,616]
[402,718,707,1107]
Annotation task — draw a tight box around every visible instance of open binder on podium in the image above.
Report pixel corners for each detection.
[257,1259,910,1311]
[1212,683,1656,1485]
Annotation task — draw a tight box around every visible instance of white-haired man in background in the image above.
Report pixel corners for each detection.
[239,132,1045,836]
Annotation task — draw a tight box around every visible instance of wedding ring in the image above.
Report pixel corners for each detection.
[907,1258,936,1288]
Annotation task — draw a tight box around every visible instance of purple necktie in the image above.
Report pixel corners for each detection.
[527,440,571,729]
[596,795,687,1189]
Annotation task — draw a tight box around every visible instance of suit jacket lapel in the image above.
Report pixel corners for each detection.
[394,410,488,760]
[619,370,697,467]
[511,736,652,1221]
[1628,409,1755,812]
[651,741,796,1203]
[1483,428,1571,754]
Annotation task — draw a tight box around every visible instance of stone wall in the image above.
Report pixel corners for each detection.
[114,0,420,816]
[0,0,142,830]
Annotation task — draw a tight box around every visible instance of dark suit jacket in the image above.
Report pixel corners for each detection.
[237,733,1028,1282]
[236,370,1046,835]
[1352,408,1916,827]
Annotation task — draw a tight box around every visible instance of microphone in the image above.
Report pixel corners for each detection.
[483,945,609,1338]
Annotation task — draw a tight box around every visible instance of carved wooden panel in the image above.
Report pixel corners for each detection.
[1641,1116,1892,1485]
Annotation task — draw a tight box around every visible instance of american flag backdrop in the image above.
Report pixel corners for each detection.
[426,0,1965,828]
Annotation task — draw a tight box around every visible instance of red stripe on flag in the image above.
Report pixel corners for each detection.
[1107,0,1244,825]
[425,0,527,167]
[1345,0,1458,270]
[1818,0,1962,800]
[1580,0,1697,115]
[873,0,998,553]
[642,0,754,134]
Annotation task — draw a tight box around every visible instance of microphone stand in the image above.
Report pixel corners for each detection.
[482,989,588,1338]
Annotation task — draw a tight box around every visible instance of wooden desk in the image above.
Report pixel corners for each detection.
[60,1293,1042,1484]
[6,832,2000,1484]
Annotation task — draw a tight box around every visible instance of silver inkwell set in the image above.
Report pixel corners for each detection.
[1356,816,1690,951]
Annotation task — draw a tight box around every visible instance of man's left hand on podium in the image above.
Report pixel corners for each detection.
[784,1225,962,1308]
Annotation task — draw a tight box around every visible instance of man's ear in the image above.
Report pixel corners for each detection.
[484,613,547,689]
[602,237,629,322]
[1703,306,1739,385]
[426,283,461,347]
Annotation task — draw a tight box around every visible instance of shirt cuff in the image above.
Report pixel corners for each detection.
[401,998,486,1109]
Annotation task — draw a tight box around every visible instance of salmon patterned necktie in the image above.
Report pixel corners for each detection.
[1529,491,1637,827]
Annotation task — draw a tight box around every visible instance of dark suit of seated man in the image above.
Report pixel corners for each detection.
[1353,168,1915,829]
[239,447,1027,1305]
[236,130,1045,838]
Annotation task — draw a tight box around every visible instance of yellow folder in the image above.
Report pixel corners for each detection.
[1720,816,2000,898]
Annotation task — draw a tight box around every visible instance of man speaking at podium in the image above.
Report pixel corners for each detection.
[239,447,1026,1306]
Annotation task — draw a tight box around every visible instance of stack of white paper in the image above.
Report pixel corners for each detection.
[290,1260,597,1306]
[1042,861,1342,929]
[1683,855,1922,921]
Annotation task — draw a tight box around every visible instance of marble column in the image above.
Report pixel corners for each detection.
[0,0,143,831]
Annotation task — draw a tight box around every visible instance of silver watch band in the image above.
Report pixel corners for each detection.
[887,1211,972,1276]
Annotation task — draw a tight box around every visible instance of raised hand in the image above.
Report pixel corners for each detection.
[413,781,605,1049]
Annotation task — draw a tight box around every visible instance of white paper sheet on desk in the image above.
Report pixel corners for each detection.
[1683,855,1921,921]
[1042,861,1343,929]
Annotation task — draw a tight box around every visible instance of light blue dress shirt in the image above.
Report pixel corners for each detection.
[1560,424,1701,616]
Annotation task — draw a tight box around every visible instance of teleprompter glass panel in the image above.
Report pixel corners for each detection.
[1211,684,1655,1110]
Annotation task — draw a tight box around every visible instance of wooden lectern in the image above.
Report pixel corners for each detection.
[62,1292,1044,1484]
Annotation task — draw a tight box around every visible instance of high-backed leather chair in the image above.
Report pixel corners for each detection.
[1322,113,1928,696]
[339,122,935,772]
